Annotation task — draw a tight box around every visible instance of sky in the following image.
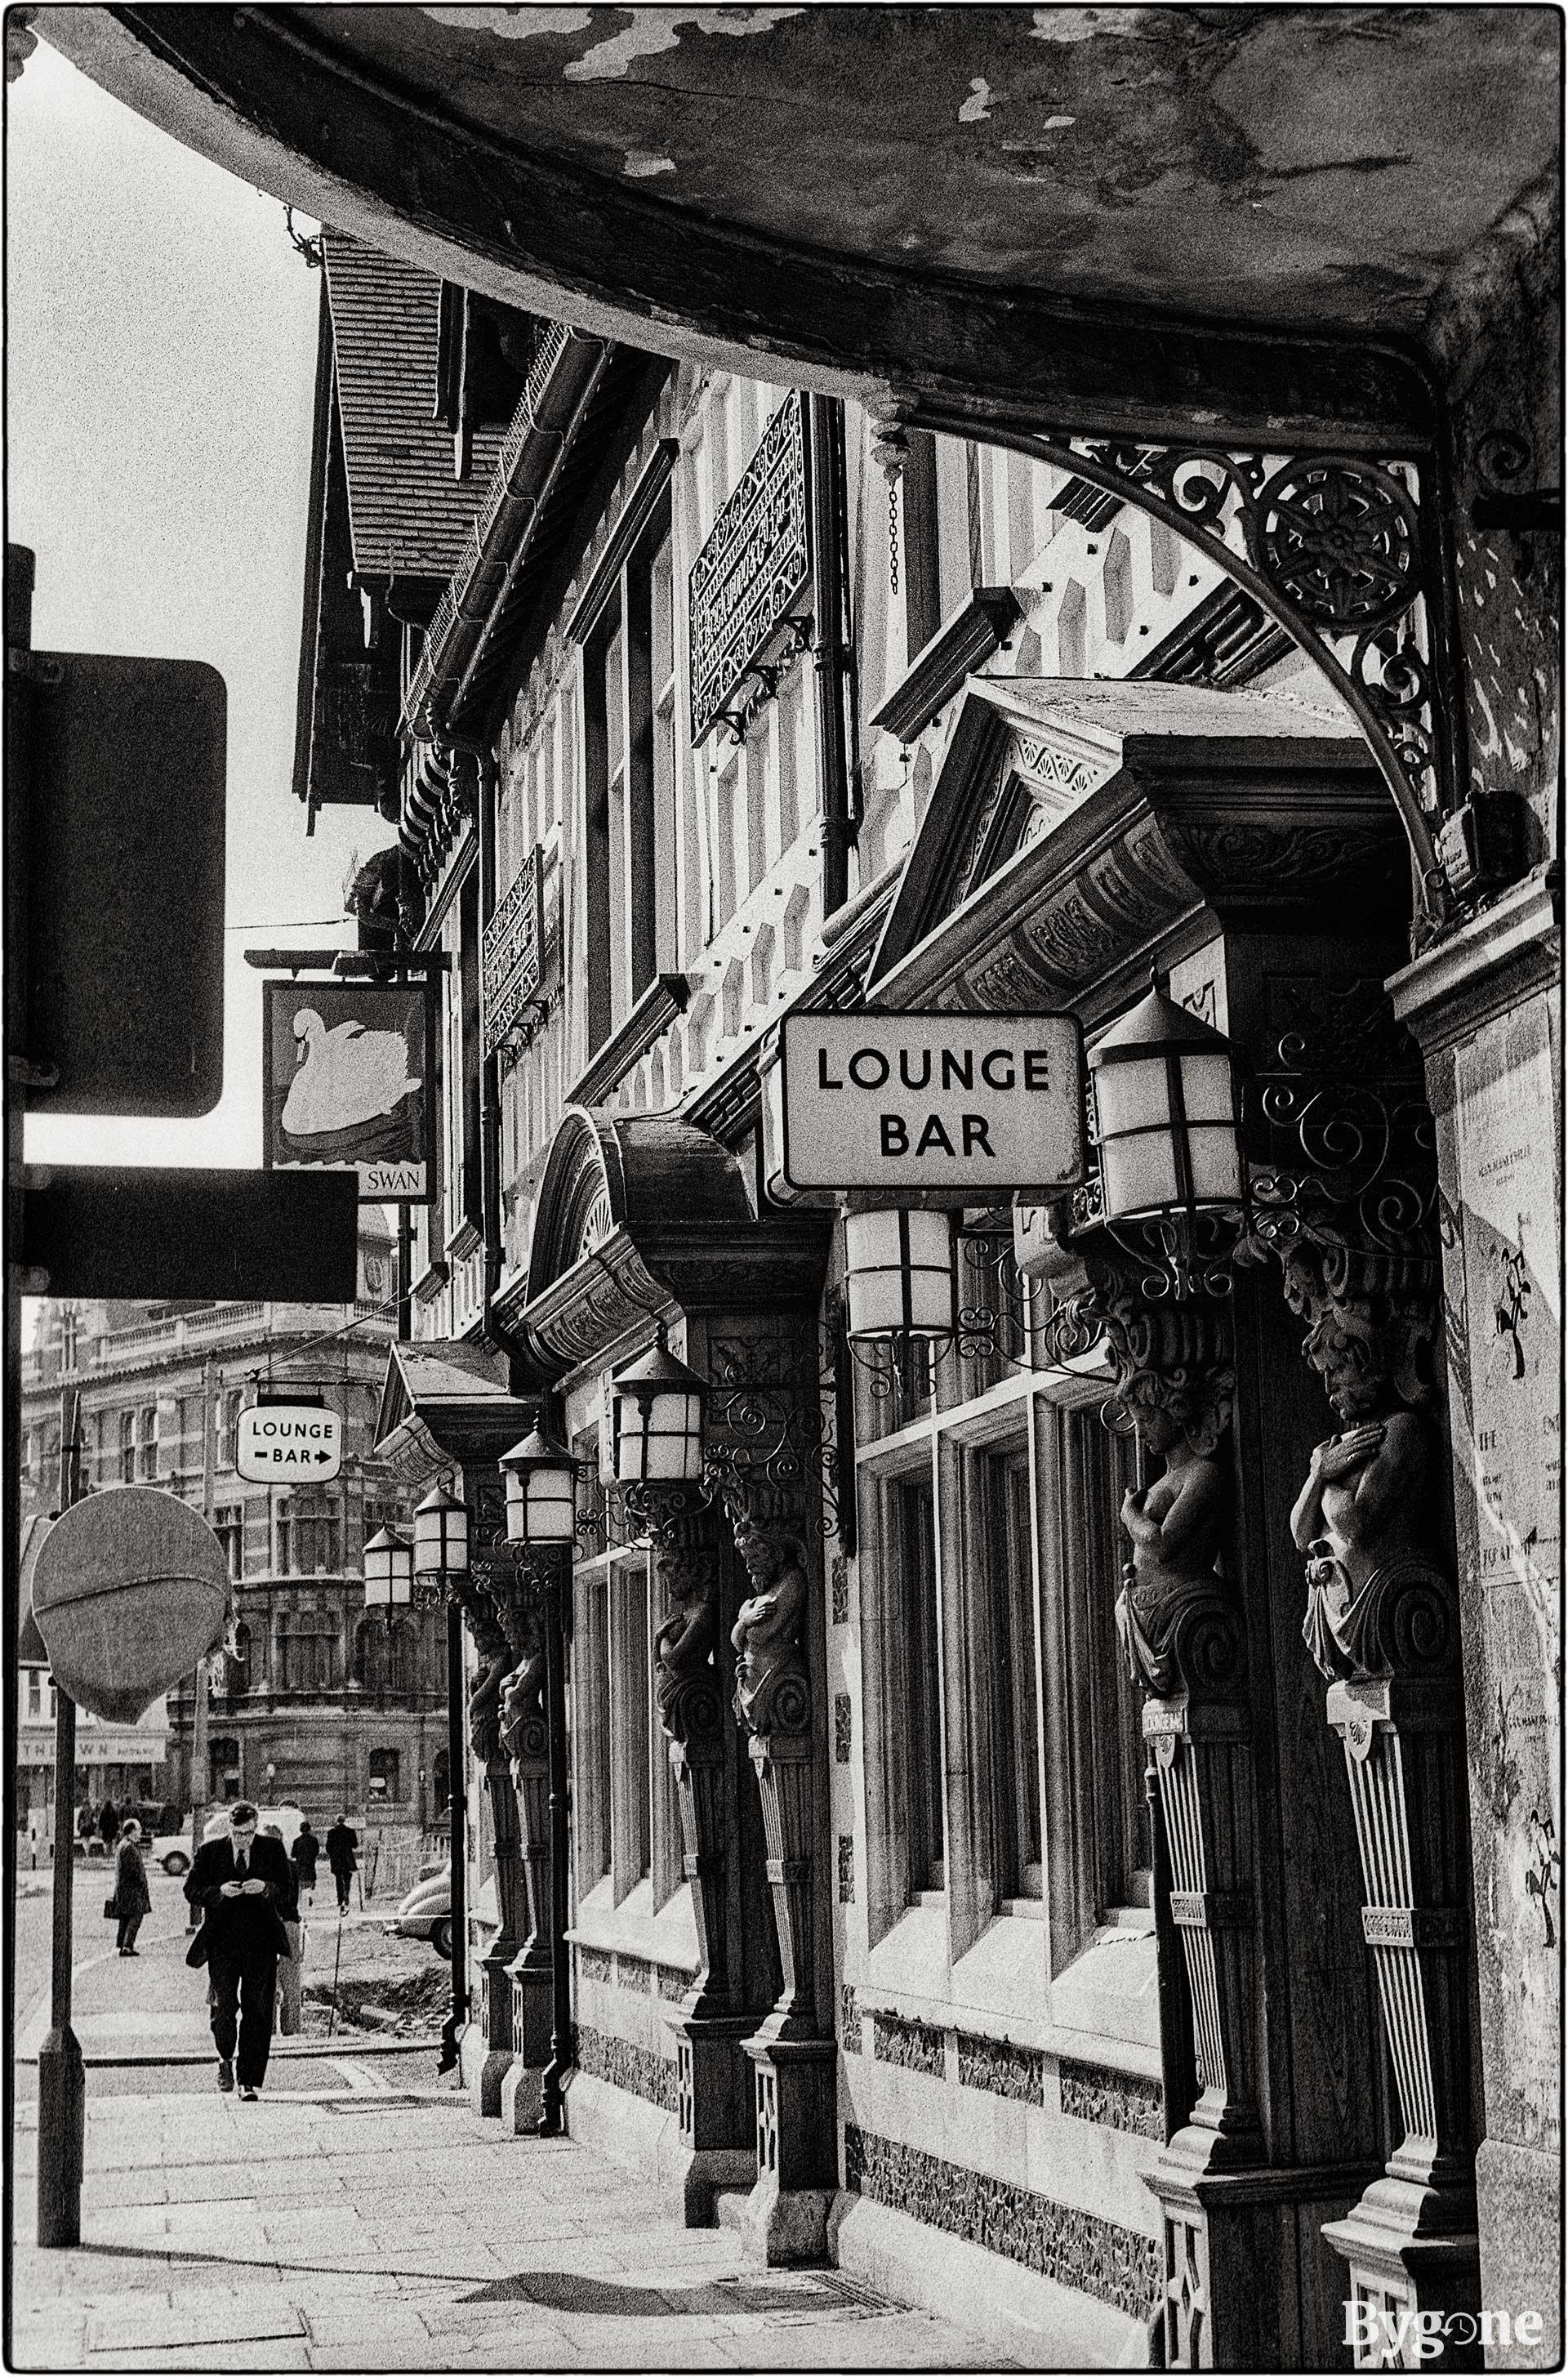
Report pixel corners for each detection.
[9,40,377,1171]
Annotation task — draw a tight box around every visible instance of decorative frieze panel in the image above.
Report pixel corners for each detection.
[577,1946,613,1986]
[871,2014,945,2078]
[843,2127,1161,2323]
[840,1983,861,2050]
[831,1556,851,1625]
[1060,2060,1165,2142]
[836,1836,855,1904]
[957,2033,1044,2106]
[481,843,545,1059]
[834,1693,852,1763]
[689,387,811,745]
[575,2022,680,2114]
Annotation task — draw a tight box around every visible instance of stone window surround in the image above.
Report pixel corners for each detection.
[853,1355,1155,2062]
[572,1546,684,1920]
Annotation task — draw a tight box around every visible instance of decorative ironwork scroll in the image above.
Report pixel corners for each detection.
[482,843,546,1059]
[689,389,812,745]
[909,406,1468,947]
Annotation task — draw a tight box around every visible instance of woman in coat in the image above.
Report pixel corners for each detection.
[112,1819,152,1956]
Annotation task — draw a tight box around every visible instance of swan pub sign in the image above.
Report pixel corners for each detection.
[777,1010,1085,1194]
[261,979,434,1203]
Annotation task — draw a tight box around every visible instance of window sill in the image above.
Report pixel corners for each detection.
[567,973,691,1111]
[869,586,1022,747]
[858,1903,1160,2076]
[566,1875,698,1974]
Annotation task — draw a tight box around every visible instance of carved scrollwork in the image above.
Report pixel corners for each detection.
[909,405,1474,948]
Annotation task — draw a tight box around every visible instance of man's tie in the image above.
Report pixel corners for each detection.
[235,1849,247,1880]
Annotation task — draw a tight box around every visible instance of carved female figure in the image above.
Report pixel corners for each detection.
[1115,1364,1236,1698]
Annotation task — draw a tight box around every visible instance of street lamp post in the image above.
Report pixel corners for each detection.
[37,1388,84,2248]
[498,1425,579,2137]
[413,1481,470,2078]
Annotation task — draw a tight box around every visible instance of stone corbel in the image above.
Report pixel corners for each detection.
[1259,1207,1481,2361]
[490,1565,553,2133]
[724,1484,835,2268]
[451,1571,528,2116]
[1055,1246,1266,2366]
[649,1509,759,2225]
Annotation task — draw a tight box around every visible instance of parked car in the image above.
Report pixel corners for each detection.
[154,1803,305,1879]
[393,1866,499,1961]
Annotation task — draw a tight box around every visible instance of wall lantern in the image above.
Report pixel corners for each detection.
[413,1476,470,1601]
[842,1204,958,1397]
[1087,973,1245,1298]
[500,1427,579,1547]
[610,1322,707,1487]
[362,1524,413,1608]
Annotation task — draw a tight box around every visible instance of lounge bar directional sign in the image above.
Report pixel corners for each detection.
[779,1011,1085,1194]
[237,1401,343,1483]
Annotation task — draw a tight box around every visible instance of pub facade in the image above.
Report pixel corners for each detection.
[292,226,1557,2368]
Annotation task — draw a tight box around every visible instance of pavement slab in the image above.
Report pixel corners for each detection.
[14,2080,1027,2370]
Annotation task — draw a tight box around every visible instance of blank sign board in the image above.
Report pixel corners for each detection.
[24,651,226,1116]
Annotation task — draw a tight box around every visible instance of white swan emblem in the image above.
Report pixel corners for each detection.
[280,1008,419,1138]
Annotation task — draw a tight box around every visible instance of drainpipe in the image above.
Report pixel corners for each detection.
[809,393,854,919]
[475,751,505,1332]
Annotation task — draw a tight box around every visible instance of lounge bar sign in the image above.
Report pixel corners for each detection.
[689,389,810,744]
[236,1398,343,1483]
[482,844,545,1060]
[778,1010,1085,1194]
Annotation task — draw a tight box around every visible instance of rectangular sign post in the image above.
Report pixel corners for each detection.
[778,1010,1085,1196]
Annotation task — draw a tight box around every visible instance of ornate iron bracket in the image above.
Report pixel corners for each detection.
[911,404,1471,949]
[710,613,816,747]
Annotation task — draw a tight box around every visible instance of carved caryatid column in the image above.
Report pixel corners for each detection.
[489,1567,553,2134]
[451,1571,527,2117]
[651,1510,759,2223]
[1067,1252,1266,2368]
[1276,1216,1481,2366]
[728,1489,835,2268]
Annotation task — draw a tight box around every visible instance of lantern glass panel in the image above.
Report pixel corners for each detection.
[530,1469,577,1543]
[1178,1050,1236,1125]
[1099,1131,1181,1221]
[1092,1053,1172,1139]
[363,1560,389,1610]
[843,1207,955,1341]
[1187,1123,1245,1205]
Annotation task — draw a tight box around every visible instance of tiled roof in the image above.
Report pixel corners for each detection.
[323,230,504,579]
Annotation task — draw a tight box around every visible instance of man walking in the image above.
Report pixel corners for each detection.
[290,1817,319,1905]
[185,1802,294,2099]
[324,1813,358,1915]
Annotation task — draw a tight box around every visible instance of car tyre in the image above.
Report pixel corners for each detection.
[162,1850,190,1877]
[431,1917,453,1961]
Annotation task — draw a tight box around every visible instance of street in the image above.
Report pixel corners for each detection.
[7,1881,1022,2373]
[11,1864,438,2098]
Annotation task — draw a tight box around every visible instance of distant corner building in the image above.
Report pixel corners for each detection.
[18,1210,447,1880]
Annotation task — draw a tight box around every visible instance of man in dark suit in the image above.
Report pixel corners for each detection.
[185,1802,294,2099]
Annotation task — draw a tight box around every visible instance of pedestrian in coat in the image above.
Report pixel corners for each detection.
[290,1818,319,1903]
[324,1814,358,1914]
[111,1820,152,1956]
[184,1801,294,2099]
[98,1798,119,1846]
